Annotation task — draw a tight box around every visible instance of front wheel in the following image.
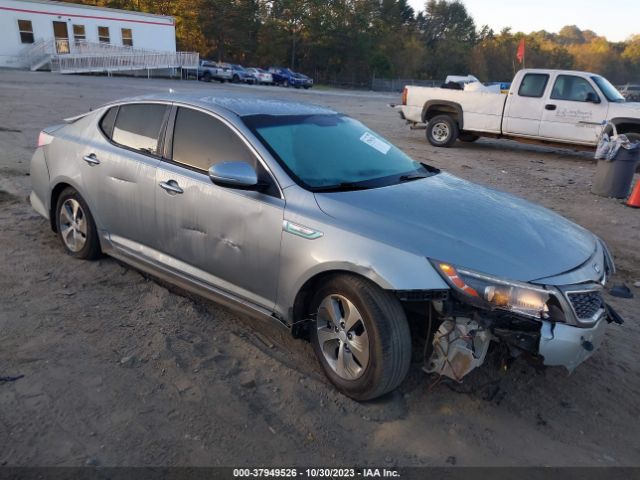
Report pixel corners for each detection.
[310,274,411,401]
[283,80,289,88]
[55,187,101,260]
[426,115,459,147]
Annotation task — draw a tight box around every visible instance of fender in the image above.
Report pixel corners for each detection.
[422,100,464,129]
[609,117,640,134]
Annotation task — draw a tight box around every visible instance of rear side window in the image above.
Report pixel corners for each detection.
[112,104,167,155]
[518,74,549,98]
[171,107,255,171]
[99,106,118,139]
[551,75,598,102]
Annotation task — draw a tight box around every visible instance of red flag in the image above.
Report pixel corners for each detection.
[516,39,526,63]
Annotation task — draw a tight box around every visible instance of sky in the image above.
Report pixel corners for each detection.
[407,0,639,42]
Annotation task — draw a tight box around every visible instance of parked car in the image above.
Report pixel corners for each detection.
[246,68,274,85]
[268,67,313,88]
[197,60,232,83]
[396,68,640,148]
[224,64,257,84]
[30,95,623,400]
[620,84,640,103]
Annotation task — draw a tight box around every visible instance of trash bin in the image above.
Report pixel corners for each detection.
[592,123,640,198]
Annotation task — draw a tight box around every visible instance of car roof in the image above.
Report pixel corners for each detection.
[101,93,337,117]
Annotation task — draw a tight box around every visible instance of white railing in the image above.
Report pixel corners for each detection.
[52,51,199,73]
[17,39,198,74]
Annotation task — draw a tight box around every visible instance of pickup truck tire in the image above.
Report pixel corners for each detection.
[459,132,479,143]
[426,115,459,147]
[309,274,411,401]
[202,71,212,82]
[283,80,290,88]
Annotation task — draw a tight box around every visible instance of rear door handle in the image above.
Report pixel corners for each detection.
[159,180,184,195]
[545,104,557,111]
[83,153,100,165]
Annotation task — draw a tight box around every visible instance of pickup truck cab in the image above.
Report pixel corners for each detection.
[396,69,640,148]
[198,60,232,83]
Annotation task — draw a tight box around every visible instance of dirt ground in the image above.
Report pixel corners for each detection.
[0,70,639,467]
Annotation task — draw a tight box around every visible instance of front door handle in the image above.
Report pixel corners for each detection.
[83,153,100,165]
[545,104,557,111]
[159,180,184,195]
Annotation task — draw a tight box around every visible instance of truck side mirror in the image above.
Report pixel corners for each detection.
[586,92,600,104]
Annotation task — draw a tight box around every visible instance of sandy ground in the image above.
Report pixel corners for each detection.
[0,70,639,467]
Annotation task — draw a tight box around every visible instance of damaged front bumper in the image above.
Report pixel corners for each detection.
[539,317,607,372]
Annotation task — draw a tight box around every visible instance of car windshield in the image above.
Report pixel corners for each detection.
[592,76,625,102]
[244,114,437,191]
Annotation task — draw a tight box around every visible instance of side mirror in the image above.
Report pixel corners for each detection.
[585,92,600,103]
[208,161,258,189]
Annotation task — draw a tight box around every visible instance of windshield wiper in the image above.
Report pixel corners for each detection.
[398,173,429,183]
[310,182,374,193]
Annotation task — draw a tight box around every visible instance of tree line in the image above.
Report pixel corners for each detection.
[70,0,640,85]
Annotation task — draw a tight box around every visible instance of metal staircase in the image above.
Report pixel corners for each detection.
[18,39,198,74]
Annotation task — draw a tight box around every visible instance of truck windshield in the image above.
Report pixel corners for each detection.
[244,114,436,191]
[592,76,625,102]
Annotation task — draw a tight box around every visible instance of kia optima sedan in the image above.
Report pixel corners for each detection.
[30,94,623,400]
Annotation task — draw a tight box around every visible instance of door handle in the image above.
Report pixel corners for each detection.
[545,104,557,111]
[83,153,100,165]
[159,180,184,195]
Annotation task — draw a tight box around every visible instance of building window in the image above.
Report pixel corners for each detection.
[18,20,34,44]
[98,26,110,44]
[121,28,133,47]
[73,25,86,44]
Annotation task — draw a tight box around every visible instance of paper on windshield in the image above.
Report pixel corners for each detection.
[360,132,391,155]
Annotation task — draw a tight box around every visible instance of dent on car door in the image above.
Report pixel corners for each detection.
[153,106,284,310]
[88,103,168,247]
[503,72,550,136]
[538,74,608,144]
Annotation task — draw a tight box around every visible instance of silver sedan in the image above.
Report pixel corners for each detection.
[30,94,623,400]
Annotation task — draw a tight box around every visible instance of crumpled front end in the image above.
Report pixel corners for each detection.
[423,240,624,381]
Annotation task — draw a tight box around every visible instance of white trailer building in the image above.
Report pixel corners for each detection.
[0,0,197,73]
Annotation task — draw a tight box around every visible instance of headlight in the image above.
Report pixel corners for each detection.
[431,260,552,319]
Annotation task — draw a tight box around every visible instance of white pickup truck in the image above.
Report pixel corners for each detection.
[396,68,640,148]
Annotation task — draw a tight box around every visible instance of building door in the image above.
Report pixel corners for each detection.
[52,21,70,54]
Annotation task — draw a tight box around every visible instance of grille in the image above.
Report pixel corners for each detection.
[567,290,604,320]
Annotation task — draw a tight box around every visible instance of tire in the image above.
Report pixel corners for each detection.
[233,75,240,83]
[459,132,479,143]
[283,80,289,88]
[55,187,101,260]
[309,274,411,401]
[304,86,310,90]
[203,71,212,82]
[426,114,459,147]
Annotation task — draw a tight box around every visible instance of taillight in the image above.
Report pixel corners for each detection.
[37,131,53,148]
[401,87,408,105]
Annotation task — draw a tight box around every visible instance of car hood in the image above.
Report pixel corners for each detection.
[609,101,640,115]
[314,173,597,283]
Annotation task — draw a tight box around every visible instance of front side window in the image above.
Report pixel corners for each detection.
[551,75,599,102]
[98,26,110,43]
[518,73,549,98]
[18,20,34,44]
[73,24,86,43]
[171,108,256,171]
[121,28,133,47]
[245,114,434,191]
[112,104,167,155]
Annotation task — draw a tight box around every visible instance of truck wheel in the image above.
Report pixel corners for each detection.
[309,274,411,401]
[426,115,459,147]
[203,71,212,82]
[459,132,479,143]
[283,80,289,88]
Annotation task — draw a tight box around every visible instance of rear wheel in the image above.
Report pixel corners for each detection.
[55,187,101,260]
[283,79,289,88]
[310,274,411,401]
[426,114,459,147]
[203,71,212,82]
